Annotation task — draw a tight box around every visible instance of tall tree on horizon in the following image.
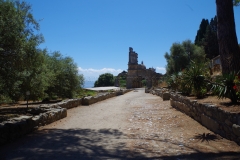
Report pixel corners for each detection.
[216,0,240,74]
[204,16,219,59]
[194,19,209,46]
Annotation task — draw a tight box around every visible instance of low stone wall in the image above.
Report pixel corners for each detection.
[53,99,82,109]
[148,88,170,101]
[82,89,131,105]
[0,106,67,146]
[170,92,240,145]
[0,89,132,146]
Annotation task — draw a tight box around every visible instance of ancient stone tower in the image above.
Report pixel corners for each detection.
[126,47,161,89]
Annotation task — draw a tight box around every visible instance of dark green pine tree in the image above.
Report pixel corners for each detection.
[203,16,219,59]
[194,19,209,46]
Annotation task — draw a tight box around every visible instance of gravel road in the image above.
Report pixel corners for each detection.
[1,88,240,159]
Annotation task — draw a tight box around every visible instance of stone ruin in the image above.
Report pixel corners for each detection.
[126,47,162,89]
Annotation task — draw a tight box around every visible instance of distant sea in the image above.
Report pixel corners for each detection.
[83,81,95,88]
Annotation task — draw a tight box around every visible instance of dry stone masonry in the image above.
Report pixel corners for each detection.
[170,92,240,145]
[0,89,131,146]
[147,88,240,145]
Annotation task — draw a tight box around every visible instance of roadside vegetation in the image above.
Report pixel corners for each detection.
[94,73,115,87]
[0,0,84,104]
[163,0,240,104]
[78,89,97,98]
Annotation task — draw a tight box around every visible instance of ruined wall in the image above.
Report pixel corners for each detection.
[170,93,240,145]
[127,47,161,89]
[0,89,132,146]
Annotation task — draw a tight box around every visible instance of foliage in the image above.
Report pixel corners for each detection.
[0,1,84,102]
[233,74,240,99]
[211,72,239,103]
[78,89,97,98]
[195,16,219,59]
[233,0,240,6]
[204,16,219,59]
[179,61,210,98]
[141,79,146,87]
[167,72,182,91]
[119,77,126,88]
[94,73,115,87]
[44,52,84,99]
[194,19,209,46]
[164,40,206,75]
[0,0,44,101]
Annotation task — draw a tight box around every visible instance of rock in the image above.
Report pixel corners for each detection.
[225,119,233,126]
[201,114,220,133]
[232,124,240,137]
[162,92,170,101]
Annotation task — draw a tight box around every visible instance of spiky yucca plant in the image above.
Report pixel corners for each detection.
[211,72,238,103]
[181,61,209,98]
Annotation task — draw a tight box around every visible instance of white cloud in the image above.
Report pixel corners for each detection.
[78,67,123,81]
[156,67,166,74]
[78,66,165,81]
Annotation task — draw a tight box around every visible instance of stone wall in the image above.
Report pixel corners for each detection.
[0,89,131,146]
[0,106,67,145]
[82,89,131,105]
[147,88,170,101]
[170,92,240,145]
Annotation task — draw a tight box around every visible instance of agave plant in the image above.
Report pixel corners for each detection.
[181,61,209,98]
[167,72,182,91]
[211,72,238,103]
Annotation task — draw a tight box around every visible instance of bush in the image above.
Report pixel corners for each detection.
[178,61,209,98]
[211,72,239,103]
[94,73,115,87]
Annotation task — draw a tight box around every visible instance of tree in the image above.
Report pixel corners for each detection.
[216,0,240,74]
[195,16,219,60]
[194,19,209,46]
[203,16,219,59]
[94,73,115,87]
[0,1,84,102]
[164,40,206,75]
[0,0,44,101]
[44,52,84,99]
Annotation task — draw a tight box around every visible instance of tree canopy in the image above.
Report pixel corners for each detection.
[0,0,84,102]
[94,73,115,87]
[195,16,219,59]
[164,40,206,75]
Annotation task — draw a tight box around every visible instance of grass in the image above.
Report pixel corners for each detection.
[119,79,126,88]
[78,89,97,98]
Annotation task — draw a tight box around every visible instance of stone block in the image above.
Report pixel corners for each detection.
[116,90,123,96]
[201,114,220,133]
[225,119,233,127]
[162,92,170,101]
[145,88,150,93]
[237,115,240,125]
[82,96,93,105]
[232,124,240,137]
[170,99,174,106]
[223,124,231,133]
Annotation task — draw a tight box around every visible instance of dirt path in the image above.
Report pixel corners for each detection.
[1,89,240,159]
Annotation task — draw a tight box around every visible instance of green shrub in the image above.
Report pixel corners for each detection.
[94,73,114,87]
[180,61,209,98]
[211,72,238,103]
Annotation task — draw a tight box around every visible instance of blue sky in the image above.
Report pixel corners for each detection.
[27,0,240,81]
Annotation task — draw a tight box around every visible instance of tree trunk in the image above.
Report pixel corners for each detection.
[216,0,240,74]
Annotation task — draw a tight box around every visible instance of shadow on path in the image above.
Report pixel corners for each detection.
[0,128,144,160]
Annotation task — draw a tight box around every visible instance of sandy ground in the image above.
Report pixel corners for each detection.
[1,88,240,159]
